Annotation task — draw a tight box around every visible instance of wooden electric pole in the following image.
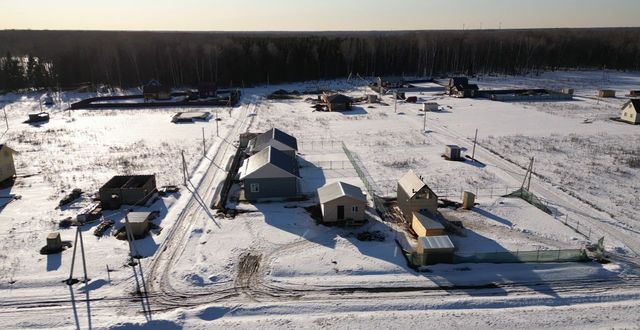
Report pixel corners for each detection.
[471,128,478,161]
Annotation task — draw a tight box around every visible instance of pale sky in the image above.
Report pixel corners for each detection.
[0,0,638,31]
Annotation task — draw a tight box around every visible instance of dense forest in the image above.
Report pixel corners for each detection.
[0,28,639,91]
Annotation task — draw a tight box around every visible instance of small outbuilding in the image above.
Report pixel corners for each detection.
[423,102,439,112]
[628,90,640,97]
[417,235,455,265]
[444,145,462,161]
[46,232,63,251]
[246,128,298,158]
[397,170,438,222]
[0,144,17,183]
[317,181,367,224]
[446,77,479,98]
[239,146,299,201]
[620,99,640,124]
[125,211,152,239]
[598,90,616,98]
[322,93,353,112]
[99,175,157,210]
[411,211,445,237]
[143,80,171,101]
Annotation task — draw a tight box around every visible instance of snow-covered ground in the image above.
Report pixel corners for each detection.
[1,70,640,329]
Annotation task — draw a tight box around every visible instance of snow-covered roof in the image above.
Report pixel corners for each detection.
[398,170,428,198]
[413,211,445,231]
[317,181,366,204]
[418,235,454,251]
[250,128,298,152]
[240,146,298,180]
[126,212,151,224]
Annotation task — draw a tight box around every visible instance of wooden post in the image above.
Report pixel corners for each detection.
[78,228,89,284]
[423,108,427,132]
[181,150,187,186]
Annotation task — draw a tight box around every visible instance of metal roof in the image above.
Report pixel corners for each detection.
[398,170,427,198]
[325,93,352,104]
[413,212,445,231]
[251,128,298,151]
[418,235,454,250]
[240,146,298,179]
[317,181,366,204]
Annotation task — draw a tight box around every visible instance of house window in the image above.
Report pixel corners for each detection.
[250,183,260,193]
[352,206,358,212]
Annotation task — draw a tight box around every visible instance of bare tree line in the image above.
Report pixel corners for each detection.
[1,28,639,91]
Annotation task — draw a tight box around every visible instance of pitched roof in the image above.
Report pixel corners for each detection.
[325,93,352,104]
[252,128,298,151]
[625,99,640,112]
[240,146,298,180]
[317,181,366,204]
[418,235,454,250]
[398,170,427,198]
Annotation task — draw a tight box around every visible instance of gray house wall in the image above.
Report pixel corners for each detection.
[243,177,299,200]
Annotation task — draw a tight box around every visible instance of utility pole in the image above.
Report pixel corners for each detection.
[423,108,427,132]
[2,104,8,132]
[527,157,534,192]
[215,118,219,137]
[394,92,397,113]
[181,150,187,186]
[202,127,206,156]
[471,128,478,161]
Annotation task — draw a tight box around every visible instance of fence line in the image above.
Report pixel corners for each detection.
[341,142,391,221]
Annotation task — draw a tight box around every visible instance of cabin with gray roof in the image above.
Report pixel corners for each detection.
[620,99,640,124]
[0,144,17,183]
[397,170,438,222]
[317,181,367,224]
[246,128,298,158]
[239,146,299,201]
[322,93,353,112]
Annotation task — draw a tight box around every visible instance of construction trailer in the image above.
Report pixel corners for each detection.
[397,170,439,222]
[598,90,616,98]
[322,93,353,111]
[317,181,367,224]
[444,145,462,161]
[99,175,157,210]
[239,146,300,201]
[0,144,17,183]
[620,99,640,124]
[246,128,298,158]
[411,211,445,237]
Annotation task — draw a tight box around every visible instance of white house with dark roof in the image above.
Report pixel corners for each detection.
[246,128,298,158]
[239,146,299,200]
[317,181,367,223]
[620,99,640,124]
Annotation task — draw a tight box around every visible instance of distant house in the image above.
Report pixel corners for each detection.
[239,146,299,201]
[99,175,157,210]
[198,82,217,99]
[598,90,616,98]
[629,90,640,97]
[397,170,438,222]
[411,211,445,237]
[143,80,171,101]
[317,181,367,224]
[446,77,479,98]
[246,128,298,158]
[322,93,353,112]
[0,144,17,183]
[620,99,640,124]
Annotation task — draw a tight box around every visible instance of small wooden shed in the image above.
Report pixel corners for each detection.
[322,93,353,111]
[444,145,462,161]
[411,211,444,237]
[317,181,367,224]
[598,90,616,98]
[46,232,63,251]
